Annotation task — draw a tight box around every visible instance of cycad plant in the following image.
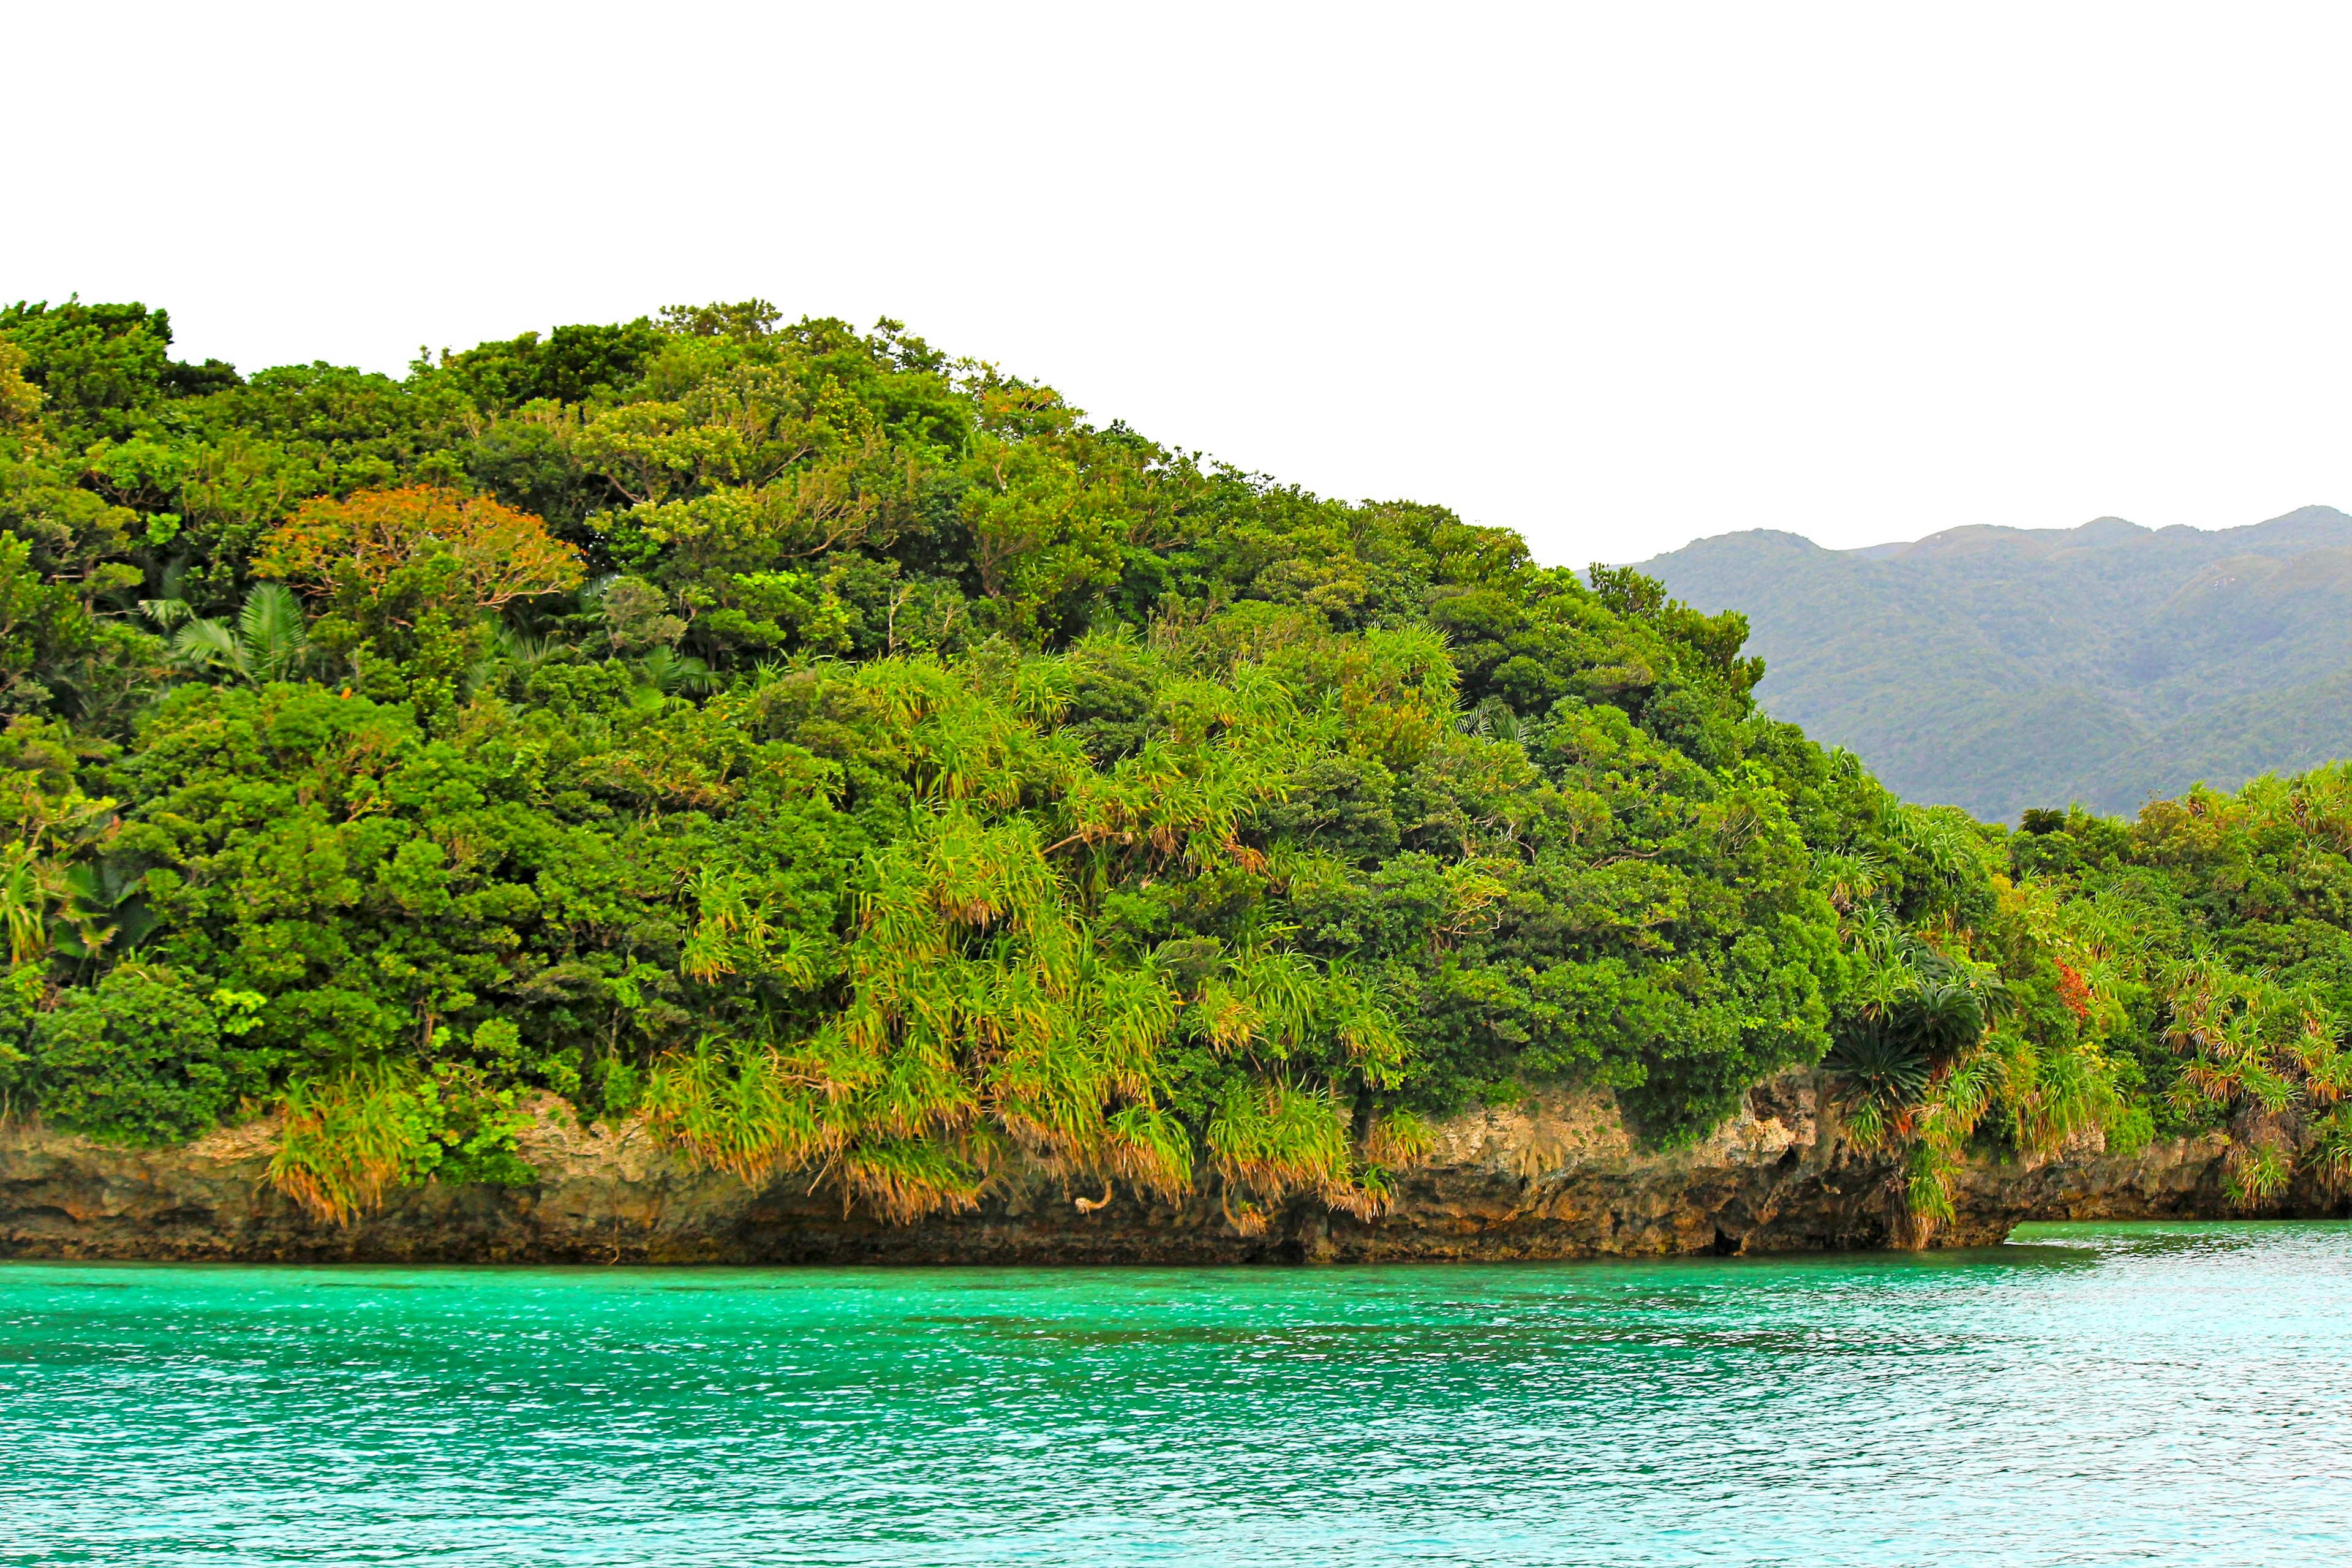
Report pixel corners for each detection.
[1820,1019,1931,1146]
[1824,963,1994,1150]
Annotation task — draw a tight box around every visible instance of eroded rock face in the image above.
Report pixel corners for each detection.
[2,1076,2342,1265]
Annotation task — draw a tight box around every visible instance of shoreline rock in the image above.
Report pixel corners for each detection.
[3,1075,2342,1265]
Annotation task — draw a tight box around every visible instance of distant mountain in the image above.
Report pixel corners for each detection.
[1636,506,2352,820]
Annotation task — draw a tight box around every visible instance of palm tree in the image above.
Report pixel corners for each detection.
[153,584,312,684]
[466,622,568,700]
[633,645,716,699]
[50,859,154,962]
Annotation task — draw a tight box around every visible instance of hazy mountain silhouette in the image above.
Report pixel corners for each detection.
[1636,505,2352,819]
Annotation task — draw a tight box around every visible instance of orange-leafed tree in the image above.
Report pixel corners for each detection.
[254,486,586,710]
[257,485,584,614]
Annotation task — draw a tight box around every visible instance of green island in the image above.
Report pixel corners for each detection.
[2,297,2348,1240]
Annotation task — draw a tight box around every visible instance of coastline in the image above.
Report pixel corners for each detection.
[5,1074,2337,1265]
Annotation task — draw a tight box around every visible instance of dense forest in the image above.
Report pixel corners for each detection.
[2,298,2346,1233]
[1642,513,2352,821]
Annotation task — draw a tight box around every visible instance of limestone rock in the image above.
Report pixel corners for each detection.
[1,1077,2339,1264]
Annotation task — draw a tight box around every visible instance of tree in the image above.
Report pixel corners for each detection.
[0,530,94,714]
[0,338,42,430]
[18,292,2328,1249]
[256,485,584,617]
[254,485,585,707]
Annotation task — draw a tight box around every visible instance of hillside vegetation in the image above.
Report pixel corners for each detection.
[1639,511,2352,821]
[1,299,2347,1235]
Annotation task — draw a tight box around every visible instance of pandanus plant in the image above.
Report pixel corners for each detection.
[1824,968,1994,1150]
[0,846,50,965]
[1820,899,2043,1235]
[2158,953,2352,1207]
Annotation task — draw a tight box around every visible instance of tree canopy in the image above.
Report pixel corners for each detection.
[1,296,2339,1232]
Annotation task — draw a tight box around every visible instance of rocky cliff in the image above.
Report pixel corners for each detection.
[1,1075,2340,1265]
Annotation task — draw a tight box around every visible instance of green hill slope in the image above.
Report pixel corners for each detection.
[7,298,2352,1242]
[1638,508,2352,818]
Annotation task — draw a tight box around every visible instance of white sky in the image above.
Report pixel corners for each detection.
[13,2,2352,565]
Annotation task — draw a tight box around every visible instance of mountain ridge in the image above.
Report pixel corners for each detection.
[1637,505,2352,818]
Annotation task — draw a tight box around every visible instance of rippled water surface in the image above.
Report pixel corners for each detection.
[5,1223,2351,1565]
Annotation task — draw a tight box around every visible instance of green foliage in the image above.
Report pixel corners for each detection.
[20,967,260,1144]
[0,300,236,445]
[7,294,2343,1235]
[152,582,313,684]
[270,1061,424,1223]
[269,1057,537,1223]
[433,320,663,415]
[0,961,46,1114]
[1964,764,2352,1213]
[0,530,100,715]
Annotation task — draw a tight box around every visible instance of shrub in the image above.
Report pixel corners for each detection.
[26,969,260,1144]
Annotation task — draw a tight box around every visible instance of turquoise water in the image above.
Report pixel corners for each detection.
[3,1224,2350,1565]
